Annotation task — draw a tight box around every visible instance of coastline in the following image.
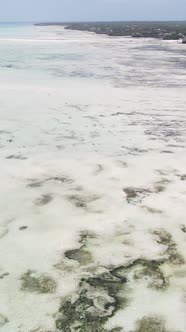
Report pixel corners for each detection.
[35,21,186,42]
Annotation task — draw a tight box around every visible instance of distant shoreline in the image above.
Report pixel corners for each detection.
[35,20,186,24]
[35,21,186,43]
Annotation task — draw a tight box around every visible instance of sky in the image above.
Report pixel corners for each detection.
[0,0,185,22]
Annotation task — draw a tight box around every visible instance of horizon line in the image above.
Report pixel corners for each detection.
[0,19,186,24]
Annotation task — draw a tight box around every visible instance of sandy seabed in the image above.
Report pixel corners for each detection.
[0,25,186,332]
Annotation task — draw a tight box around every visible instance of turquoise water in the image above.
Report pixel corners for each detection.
[0,24,97,81]
[0,23,185,86]
[0,23,33,38]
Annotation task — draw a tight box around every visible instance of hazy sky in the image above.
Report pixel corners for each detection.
[0,0,185,22]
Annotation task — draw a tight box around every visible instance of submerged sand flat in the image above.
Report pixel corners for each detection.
[0,25,186,332]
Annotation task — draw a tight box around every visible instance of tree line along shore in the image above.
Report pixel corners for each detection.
[35,21,186,43]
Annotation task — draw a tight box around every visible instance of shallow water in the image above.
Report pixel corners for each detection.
[0,24,186,332]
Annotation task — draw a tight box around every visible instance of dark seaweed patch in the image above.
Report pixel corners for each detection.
[95,164,104,175]
[135,315,168,332]
[28,176,73,188]
[28,181,43,188]
[153,229,184,265]
[54,229,173,331]
[160,150,174,154]
[154,185,165,193]
[19,226,28,231]
[6,155,27,160]
[55,228,127,331]
[49,176,73,184]
[0,272,9,280]
[67,194,87,208]
[56,270,127,331]
[180,224,186,233]
[67,194,100,209]
[123,187,151,204]
[141,206,163,214]
[79,231,96,245]
[35,194,53,206]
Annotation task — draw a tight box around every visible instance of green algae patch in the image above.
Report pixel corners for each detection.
[54,259,76,272]
[55,232,96,272]
[154,185,165,193]
[0,313,9,327]
[153,229,185,265]
[111,259,167,290]
[21,271,57,294]
[132,262,167,290]
[56,294,108,332]
[135,316,167,332]
[65,248,93,265]
[64,231,95,266]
